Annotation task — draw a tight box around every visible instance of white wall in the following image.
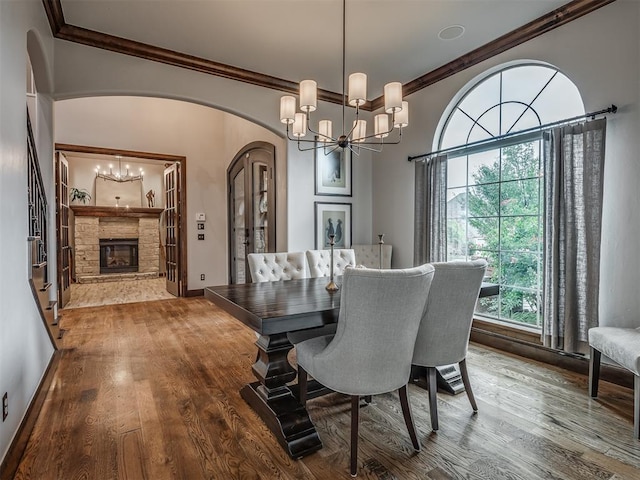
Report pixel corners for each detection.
[65,154,166,208]
[0,0,56,464]
[372,1,640,328]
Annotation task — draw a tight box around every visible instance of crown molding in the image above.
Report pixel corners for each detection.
[42,0,64,35]
[55,143,186,162]
[43,0,615,113]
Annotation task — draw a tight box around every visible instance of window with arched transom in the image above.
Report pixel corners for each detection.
[438,63,584,327]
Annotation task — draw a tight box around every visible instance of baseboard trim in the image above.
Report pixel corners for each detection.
[471,326,633,390]
[0,350,61,480]
[186,289,204,297]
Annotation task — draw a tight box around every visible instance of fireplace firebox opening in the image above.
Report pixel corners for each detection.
[99,238,139,274]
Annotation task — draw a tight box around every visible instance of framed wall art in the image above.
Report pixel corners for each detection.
[314,141,352,196]
[315,202,352,249]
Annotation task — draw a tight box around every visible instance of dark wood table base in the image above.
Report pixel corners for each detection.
[240,382,322,458]
[242,332,323,458]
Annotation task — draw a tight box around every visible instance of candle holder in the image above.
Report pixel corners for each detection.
[378,233,385,269]
[326,234,339,291]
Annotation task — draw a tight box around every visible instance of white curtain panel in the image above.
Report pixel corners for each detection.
[542,118,606,353]
[414,155,447,266]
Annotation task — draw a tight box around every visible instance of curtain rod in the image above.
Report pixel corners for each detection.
[407,104,617,162]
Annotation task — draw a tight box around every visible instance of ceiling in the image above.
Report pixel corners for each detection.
[56,0,596,104]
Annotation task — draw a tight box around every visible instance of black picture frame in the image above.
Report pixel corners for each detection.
[314,140,352,196]
[314,201,352,249]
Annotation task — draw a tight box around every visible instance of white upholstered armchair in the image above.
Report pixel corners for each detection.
[305,248,356,278]
[351,244,392,269]
[247,252,308,283]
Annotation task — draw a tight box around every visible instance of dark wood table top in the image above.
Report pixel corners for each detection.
[205,277,341,335]
[205,277,499,336]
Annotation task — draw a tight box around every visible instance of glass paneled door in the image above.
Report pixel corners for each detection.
[228,143,276,284]
[56,152,71,308]
[164,162,181,296]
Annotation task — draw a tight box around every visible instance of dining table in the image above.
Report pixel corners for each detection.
[204,276,498,459]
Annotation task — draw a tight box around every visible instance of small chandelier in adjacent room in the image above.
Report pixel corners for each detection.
[279,0,408,154]
[96,155,144,183]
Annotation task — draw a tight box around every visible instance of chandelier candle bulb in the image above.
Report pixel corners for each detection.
[280,96,296,124]
[353,119,367,143]
[300,80,317,112]
[394,101,409,128]
[348,73,367,106]
[293,113,307,137]
[384,82,403,113]
[375,114,390,138]
[319,120,333,142]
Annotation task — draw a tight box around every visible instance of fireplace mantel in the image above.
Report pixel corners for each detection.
[71,205,164,218]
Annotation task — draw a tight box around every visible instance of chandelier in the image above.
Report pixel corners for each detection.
[95,155,144,183]
[279,0,408,154]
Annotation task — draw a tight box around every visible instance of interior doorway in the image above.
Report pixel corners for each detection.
[227,142,276,284]
[55,144,187,308]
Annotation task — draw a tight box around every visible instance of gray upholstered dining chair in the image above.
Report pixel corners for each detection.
[305,248,356,278]
[412,259,487,431]
[247,251,308,282]
[295,264,435,476]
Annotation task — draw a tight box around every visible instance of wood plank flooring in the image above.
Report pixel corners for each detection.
[13,297,640,479]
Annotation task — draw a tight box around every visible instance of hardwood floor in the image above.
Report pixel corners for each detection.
[13,297,640,479]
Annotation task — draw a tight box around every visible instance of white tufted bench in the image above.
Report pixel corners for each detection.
[247,252,308,283]
[305,249,356,278]
[589,326,640,439]
[352,244,392,269]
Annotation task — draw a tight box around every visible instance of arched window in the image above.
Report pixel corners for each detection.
[27,55,37,130]
[438,63,583,328]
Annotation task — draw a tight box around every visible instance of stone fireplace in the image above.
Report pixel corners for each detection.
[72,206,163,283]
